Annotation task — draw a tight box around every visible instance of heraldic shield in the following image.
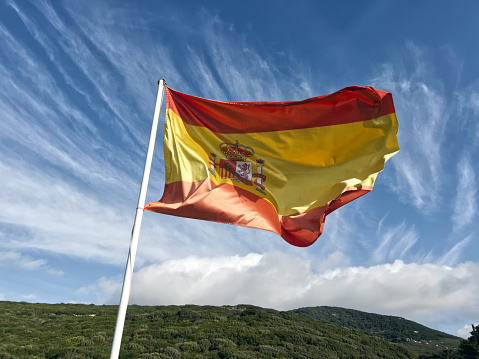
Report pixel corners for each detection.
[208,140,266,195]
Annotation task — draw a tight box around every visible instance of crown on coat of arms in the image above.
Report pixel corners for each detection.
[220,140,255,160]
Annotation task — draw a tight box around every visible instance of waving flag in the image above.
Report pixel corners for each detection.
[144,86,399,247]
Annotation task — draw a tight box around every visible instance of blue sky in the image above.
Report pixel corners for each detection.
[1,0,478,338]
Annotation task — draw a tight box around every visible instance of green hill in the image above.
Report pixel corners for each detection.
[0,301,462,358]
[1,301,414,358]
[288,306,461,357]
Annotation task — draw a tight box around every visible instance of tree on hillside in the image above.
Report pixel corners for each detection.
[457,325,479,359]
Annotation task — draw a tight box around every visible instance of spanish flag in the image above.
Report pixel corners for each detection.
[145,86,399,247]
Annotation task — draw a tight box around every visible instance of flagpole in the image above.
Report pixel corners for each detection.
[110,79,166,359]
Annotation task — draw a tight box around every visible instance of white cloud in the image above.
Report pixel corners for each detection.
[76,277,124,305]
[315,251,351,274]
[21,294,38,301]
[456,323,479,339]
[0,250,60,273]
[87,252,479,335]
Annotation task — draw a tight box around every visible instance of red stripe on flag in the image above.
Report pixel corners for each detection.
[166,86,395,134]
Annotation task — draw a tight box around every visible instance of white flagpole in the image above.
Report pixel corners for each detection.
[110,79,166,359]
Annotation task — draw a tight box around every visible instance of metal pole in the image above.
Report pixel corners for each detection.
[110,80,166,359]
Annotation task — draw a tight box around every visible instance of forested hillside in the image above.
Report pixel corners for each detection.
[0,301,472,358]
[288,306,461,356]
[0,301,414,358]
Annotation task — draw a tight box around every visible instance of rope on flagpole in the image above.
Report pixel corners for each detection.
[110,79,166,359]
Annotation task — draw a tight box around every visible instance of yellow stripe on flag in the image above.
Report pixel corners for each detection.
[163,108,398,216]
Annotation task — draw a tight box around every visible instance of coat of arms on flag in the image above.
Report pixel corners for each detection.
[208,140,266,195]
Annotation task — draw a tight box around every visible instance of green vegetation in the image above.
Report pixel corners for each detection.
[288,306,461,357]
[0,301,473,358]
[417,325,479,359]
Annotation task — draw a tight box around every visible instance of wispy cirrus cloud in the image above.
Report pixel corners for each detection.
[452,154,477,230]
[0,20,142,199]
[17,0,145,148]
[439,235,473,266]
[370,43,447,213]
[456,81,479,145]
[372,220,419,264]
[0,159,132,265]
[59,1,186,115]
[195,13,282,102]
[0,1,176,269]
[183,10,319,102]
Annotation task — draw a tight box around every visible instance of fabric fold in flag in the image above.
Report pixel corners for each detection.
[144,85,399,247]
